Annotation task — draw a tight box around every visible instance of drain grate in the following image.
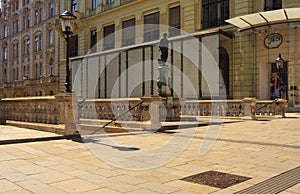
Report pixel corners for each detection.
[234,166,300,194]
[181,171,251,189]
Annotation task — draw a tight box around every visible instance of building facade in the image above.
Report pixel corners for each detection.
[63,0,300,107]
[0,0,60,98]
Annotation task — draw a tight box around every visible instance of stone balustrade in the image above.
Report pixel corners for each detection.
[182,98,286,118]
[182,100,244,117]
[79,98,143,121]
[0,97,287,132]
[0,96,59,124]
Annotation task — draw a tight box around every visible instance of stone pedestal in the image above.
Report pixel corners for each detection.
[55,93,79,135]
[275,98,287,118]
[157,64,171,97]
[243,98,257,120]
[141,96,181,131]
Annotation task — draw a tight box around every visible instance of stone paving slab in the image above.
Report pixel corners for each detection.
[0,113,299,193]
[0,125,62,143]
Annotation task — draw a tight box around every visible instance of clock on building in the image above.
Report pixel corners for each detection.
[264,33,283,49]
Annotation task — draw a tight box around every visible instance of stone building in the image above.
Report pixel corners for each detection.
[0,0,60,97]
[62,0,300,107]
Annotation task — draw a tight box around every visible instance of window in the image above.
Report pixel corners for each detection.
[4,25,8,37]
[49,58,53,75]
[92,0,98,10]
[34,35,42,51]
[90,29,97,53]
[107,0,114,3]
[169,6,181,37]
[144,12,160,42]
[35,64,38,79]
[24,39,30,55]
[202,0,229,29]
[13,43,19,58]
[103,24,115,50]
[40,63,43,77]
[39,8,42,23]
[49,30,54,46]
[13,20,19,34]
[23,16,26,30]
[28,15,30,28]
[35,10,39,24]
[265,0,282,11]
[49,2,54,18]
[72,0,77,11]
[35,36,39,51]
[122,18,135,46]
[3,47,7,60]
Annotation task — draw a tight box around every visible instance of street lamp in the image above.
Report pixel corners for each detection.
[59,10,76,92]
[275,53,284,70]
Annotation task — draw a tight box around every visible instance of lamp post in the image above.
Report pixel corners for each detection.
[275,53,284,70]
[275,53,285,98]
[59,10,76,93]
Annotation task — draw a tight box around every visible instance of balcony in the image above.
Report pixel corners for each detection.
[101,0,137,12]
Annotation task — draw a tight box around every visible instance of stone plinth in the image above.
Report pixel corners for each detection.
[243,98,257,120]
[55,93,79,135]
[141,96,181,130]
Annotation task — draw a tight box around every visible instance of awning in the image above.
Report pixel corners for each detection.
[226,8,300,31]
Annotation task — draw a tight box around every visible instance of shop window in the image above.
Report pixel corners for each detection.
[264,0,282,11]
[202,0,229,29]
[144,12,160,42]
[169,6,181,37]
[122,18,135,46]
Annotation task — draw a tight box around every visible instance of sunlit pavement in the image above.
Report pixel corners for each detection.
[0,113,299,193]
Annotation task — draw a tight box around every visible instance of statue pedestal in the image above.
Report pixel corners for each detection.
[157,63,171,97]
[141,96,181,131]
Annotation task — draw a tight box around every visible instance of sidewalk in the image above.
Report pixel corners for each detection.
[0,113,299,193]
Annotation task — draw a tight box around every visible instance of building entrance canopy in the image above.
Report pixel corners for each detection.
[226,8,300,31]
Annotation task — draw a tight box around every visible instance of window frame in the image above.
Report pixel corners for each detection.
[143,11,160,42]
[122,18,136,46]
[202,0,229,29]
[169,5,181,37]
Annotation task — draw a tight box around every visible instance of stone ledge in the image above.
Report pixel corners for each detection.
[6,120,65,135]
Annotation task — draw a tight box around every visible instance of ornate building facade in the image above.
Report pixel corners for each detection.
[61,0,300,107]
[0,0,60,97]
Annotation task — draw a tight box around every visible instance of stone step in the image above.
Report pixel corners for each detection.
[79,119,148,129]
[77,123,144,135]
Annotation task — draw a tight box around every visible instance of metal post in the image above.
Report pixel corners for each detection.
[65,34,71,92]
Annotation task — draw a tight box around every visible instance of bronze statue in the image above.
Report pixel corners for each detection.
[159,33,169,63]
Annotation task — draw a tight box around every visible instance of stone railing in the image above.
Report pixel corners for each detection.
[0,96,59,124]
[78,98,143,121]
[182,98,286,118]
[0,97,287,135]
[182,100,244,117]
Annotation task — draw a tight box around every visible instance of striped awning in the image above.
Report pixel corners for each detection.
[226,8,300,31]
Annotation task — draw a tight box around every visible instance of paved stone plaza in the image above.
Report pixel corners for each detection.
[0,114,299,193]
